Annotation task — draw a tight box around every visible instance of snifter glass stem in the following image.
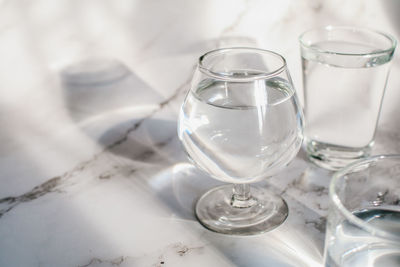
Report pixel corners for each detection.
[231,184,256,208]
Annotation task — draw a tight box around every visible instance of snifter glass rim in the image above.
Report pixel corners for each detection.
[198,47,287,82]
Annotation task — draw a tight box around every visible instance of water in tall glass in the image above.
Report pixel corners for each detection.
[302,40,392,167]
[178,76,303,184]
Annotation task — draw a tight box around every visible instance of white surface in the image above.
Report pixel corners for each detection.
[0,0,400,266]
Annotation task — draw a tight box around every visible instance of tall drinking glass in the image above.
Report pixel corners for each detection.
[299,26,396,170]
[325,155,400,267]
[178,48,304,235]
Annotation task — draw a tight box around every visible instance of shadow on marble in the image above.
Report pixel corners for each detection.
[296,146,311,162]
[374,126,400,155]
[97,117,182,162]
[61,58,163,123]
[382,0,400,37]
[95,117,210,221]
[148,163,223,221]
[0,177,136,267]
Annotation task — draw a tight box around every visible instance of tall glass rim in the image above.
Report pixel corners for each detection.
[330,154,400,241]
[198,47,287,82]
[299,26,397,57]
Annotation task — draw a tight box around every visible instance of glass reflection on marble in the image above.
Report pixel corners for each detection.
[177,47,304,235]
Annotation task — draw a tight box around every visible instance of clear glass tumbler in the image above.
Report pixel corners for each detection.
[325,155,400,267]
[299,26,396,170]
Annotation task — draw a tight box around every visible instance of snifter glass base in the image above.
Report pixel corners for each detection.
[306,139,372,171]
[195,185,288,235]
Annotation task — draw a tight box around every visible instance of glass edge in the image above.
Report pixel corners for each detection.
[198,47,287,82]
[329,154,400,241]
[298,25,397,57]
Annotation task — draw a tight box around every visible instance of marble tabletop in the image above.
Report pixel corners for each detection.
[1,0,400,266]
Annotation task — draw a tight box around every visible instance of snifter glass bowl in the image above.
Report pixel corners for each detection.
[178,47,304,235]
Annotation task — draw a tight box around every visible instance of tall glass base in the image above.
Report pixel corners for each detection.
[195,184,288,235]
[306,139,372,171]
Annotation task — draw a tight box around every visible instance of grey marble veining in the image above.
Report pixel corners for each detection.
[0,0,400,266]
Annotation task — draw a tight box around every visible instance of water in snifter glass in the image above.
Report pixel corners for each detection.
[178,48,303,235]
[180,78,301,183]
